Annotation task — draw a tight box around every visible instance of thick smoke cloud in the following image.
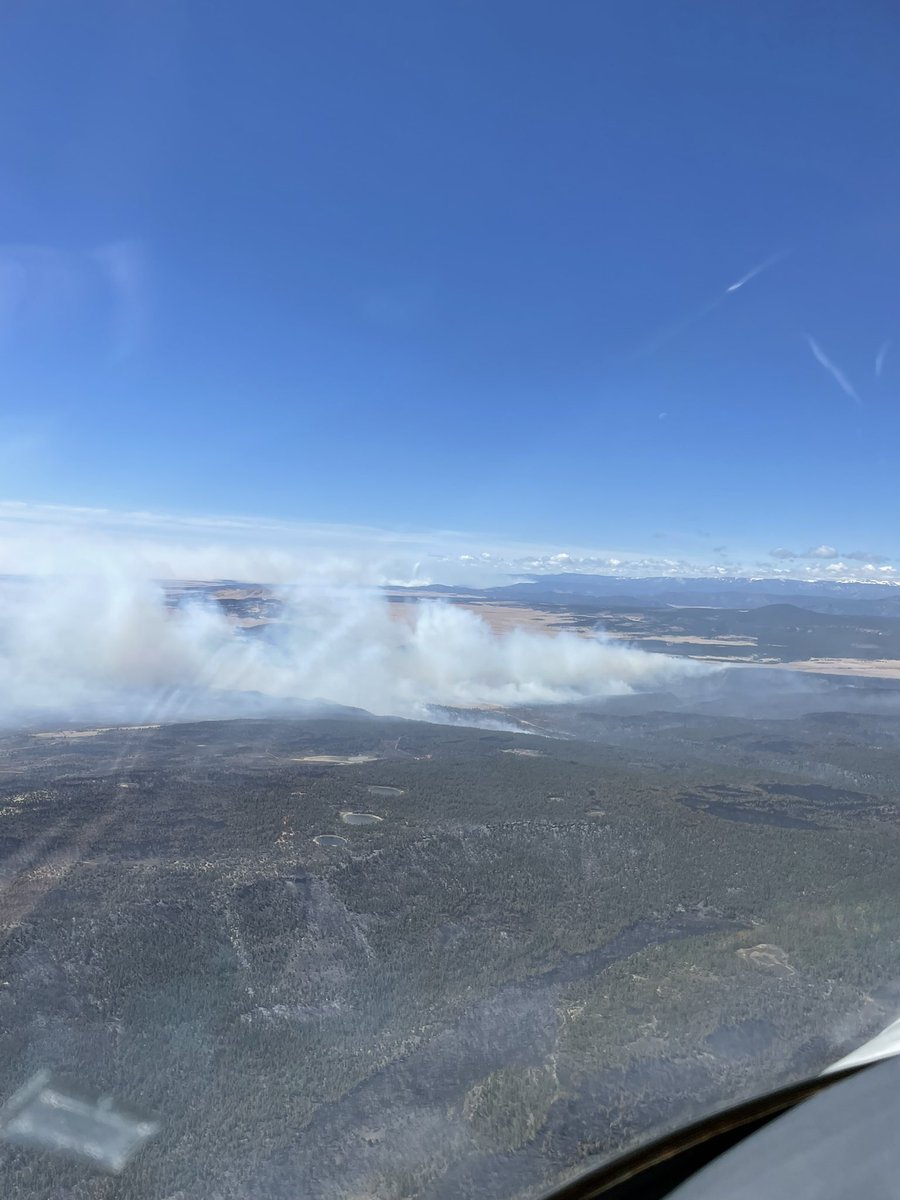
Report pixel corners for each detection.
[0,570,708,726]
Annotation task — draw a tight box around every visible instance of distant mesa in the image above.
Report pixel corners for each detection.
[313,834,348,848]
[340,812,383,826]
[366,785,404,797]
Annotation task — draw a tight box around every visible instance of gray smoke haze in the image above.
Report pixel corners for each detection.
[0,569,709,726]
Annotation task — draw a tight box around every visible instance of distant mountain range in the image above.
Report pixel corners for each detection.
[411,573,900,618]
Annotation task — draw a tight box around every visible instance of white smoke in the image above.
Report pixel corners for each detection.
[0,569,709,726]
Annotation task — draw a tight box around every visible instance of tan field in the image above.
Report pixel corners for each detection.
[761,658,900,679]
[385,594,578,636]
[454,603,578,635]
[639,634,757,647]
[291,754,379,765]
[32,724,161,739]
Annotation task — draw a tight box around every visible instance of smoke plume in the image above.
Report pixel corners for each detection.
[0,570,708,726]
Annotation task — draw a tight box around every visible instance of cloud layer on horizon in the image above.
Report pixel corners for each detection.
[0,500,897,587]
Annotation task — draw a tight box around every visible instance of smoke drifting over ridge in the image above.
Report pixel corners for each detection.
[0,569,709,726]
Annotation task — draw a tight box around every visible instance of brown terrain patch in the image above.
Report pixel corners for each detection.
[291,754,379,765]
[385,595,578,636]
[640,634,756,647]
[32,725,161,740]
[760,657,900,679]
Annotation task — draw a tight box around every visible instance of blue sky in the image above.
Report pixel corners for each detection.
[1,1,899,579]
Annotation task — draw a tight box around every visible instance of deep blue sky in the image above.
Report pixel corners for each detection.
[1,1,899,564]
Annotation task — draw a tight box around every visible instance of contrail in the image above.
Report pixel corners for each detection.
[876,339,891,378]
[806,335,862,405]
[633,249,788,360]
[726,250,788,293]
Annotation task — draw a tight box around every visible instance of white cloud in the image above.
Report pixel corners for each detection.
[768,543,883,567]
[0,500,895,589]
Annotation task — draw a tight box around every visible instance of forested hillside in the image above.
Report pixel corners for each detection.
[0,715,898,1199]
